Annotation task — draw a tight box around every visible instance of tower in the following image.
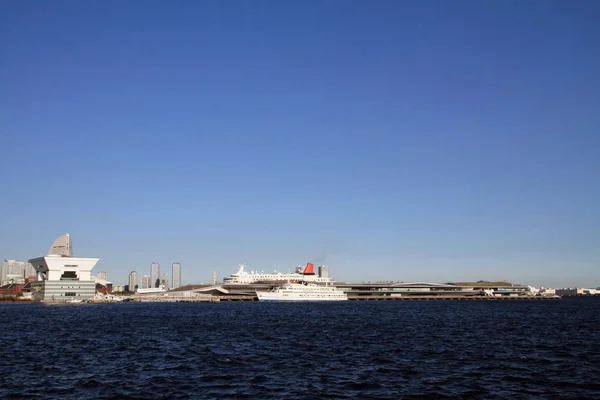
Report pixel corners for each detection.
[128,271,138,292]
[172,262,181,289]
[318,265,329,279]
[150,262,160,288]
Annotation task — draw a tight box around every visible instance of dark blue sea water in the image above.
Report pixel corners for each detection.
[1,298,600,399]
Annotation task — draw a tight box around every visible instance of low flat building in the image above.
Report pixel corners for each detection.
[556,288,583,296]
[556,288,597,296]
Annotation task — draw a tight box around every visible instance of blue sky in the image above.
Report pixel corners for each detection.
[1,0,599,288]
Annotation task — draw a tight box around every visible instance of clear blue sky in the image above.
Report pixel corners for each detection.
[1,0,599,288]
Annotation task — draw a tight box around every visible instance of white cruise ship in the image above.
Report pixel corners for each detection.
[256,282,348,301]
[223,263,334,285]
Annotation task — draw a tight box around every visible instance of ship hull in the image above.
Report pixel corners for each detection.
[257,296,347,302]
[256,281,348,301]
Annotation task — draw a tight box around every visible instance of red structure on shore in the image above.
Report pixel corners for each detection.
[0,283,24,297]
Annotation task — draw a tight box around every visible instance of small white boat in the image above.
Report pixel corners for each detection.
[67,299,84,303]
[256,281,347,301]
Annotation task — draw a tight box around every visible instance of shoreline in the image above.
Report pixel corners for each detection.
[1,295,570,303]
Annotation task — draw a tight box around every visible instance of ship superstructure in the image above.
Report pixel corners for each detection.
[223,263,334,285]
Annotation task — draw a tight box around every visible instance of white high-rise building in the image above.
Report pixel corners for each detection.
[142,275,151,289]
[318,265,329,279]
[97,271,108,281]
[150,262,160,288]
[128,271,138,292]
[1,260,35,284]
[172,262,181,289]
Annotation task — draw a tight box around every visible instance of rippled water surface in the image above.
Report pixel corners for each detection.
[1,298,600,399]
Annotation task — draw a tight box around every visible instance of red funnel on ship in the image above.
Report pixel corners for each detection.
[303,263,315,275]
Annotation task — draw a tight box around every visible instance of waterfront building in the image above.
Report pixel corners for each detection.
[151,262,160,288]
[28,234,99,302]
[556,288,597,296]
[1,260,35,285]
[128,271,138,291]
[142,275,151,289]
[97,271,108,281]
[113,284,125,292]
[160,273,169,289]
[95,280,112,294]
[172,262,181,289]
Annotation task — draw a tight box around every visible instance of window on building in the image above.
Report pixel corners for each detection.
[60,271,78,280]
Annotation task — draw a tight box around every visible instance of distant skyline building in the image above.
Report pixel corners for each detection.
[151,262,160,288]
[97,271,108,281]
[48,233,72,257]
[172,262,181,289]
[128,271,138,291]
[113,284,125,292]
[160,273,169,289]
[142,275,151,289]
[318,265,329,279]
[1,260,35,284]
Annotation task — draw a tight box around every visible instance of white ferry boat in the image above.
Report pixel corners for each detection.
[135,285,167,294]
[223,263,334,285]
[256,282,348,301]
